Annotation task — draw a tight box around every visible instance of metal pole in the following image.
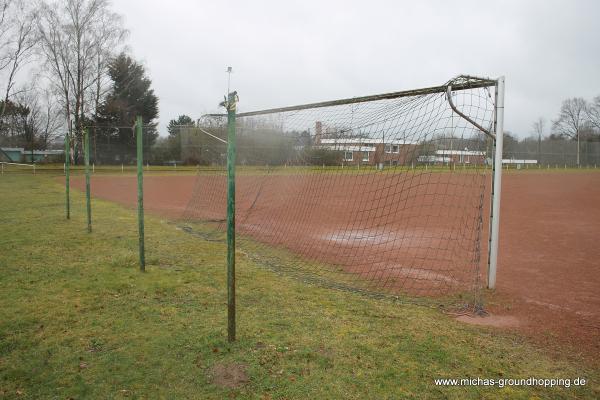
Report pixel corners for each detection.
[84,128,92,233]
[30,130,34,165]
[65,129,70,219]
[136,116,146,271]
[488,76,505,289]
[538,129,541,166]
[226,92,238,342]
[577,131,580,167]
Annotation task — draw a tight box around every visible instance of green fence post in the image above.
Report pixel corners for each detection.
[226,91,238,342]
[84,127,92,233]
[136,116,146,271]
[65,129,70,220]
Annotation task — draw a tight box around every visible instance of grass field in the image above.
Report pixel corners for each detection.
[1,175,599,399]
[4,162,600,184]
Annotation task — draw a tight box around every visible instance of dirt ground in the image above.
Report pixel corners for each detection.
[70,171,600,358]
[76,172,487,297]
[487,172,600,359]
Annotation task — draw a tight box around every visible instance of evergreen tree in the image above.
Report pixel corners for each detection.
[158,115,194,164]
[0,100,33,148]
[167,115,194,138]
[95,53,159,163]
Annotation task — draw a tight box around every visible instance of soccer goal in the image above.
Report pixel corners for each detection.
[182,75,504,314]
[0,162,36,175]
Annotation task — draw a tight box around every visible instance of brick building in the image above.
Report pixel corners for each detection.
[313,121,418,166]
[316,138,418,166]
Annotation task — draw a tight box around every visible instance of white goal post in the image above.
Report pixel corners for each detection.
[488,76,505,289]
[448,75,504,289]
[449,75,505,289]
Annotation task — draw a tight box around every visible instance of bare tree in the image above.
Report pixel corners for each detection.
[587,95,600,131]
[552,97,588,166]
[532,117,545,137]
[0,86,63,149]
[0,0,37,122]
[532,117,545,163]
[24,88,63,148]
[90,7,127,115]
[0,1,13,67]
[36,0,127,162]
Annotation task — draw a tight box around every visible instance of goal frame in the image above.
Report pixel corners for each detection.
[213,75,505,341]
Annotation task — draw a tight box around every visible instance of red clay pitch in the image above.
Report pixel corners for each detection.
[71,171,600,357]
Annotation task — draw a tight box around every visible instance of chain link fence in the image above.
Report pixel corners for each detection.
[503,138,600,167]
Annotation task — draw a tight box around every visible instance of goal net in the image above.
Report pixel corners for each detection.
[182,76,498,307]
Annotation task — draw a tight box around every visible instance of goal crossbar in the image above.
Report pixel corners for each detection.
[207,76,497,118]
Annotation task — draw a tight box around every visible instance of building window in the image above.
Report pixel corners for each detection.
[362,151,369,162]
[344,151,353,161]
[385,144,400,153]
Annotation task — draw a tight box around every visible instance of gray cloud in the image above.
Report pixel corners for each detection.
[113,0,600,137]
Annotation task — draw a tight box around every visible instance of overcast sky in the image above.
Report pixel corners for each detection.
[111,0,600,138]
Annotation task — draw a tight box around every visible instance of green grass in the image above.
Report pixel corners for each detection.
[0,175,598,399]
[6,162,600,179]
[181,220,480,309]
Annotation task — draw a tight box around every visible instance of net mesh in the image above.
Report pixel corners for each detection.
[182,77,496,308]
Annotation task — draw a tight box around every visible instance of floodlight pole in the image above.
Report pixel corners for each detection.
[84,127,92,233]
[136,116,146,271]
[226,66,232,96]
[488,76,505,289]
[226,91,238,342]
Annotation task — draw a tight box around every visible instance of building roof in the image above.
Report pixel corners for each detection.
[502,159,537,164]
[418,155,452,162]
[436,149,485,156]
[319,138,418,145]
[317,145,376,152]
[0,147,64,155]
[37,149,64,155]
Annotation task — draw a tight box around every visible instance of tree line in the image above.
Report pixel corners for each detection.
[0,0,158,164]
[158,116,318,166]
[504,95,600,165]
